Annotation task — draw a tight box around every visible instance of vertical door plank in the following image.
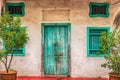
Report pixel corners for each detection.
[57,26,68,75]
[44,26,56,75]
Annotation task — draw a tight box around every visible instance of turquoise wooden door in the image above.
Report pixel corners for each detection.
[44,25,68,75]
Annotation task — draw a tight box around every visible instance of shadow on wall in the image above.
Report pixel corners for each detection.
[114,11,120,25]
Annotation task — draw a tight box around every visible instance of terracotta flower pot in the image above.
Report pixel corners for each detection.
[0,70,17,80]
[109,73,120,80]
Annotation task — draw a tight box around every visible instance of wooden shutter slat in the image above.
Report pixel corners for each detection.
[89,29,106,54]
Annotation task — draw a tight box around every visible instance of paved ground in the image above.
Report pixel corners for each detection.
[17,76,109,80]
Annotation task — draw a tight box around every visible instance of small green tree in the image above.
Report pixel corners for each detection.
[0,13,29,73]
[99,23,120,75]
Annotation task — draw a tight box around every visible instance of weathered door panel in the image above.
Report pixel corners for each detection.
[44,26,68,75]
[56,26,68,75]
[44,26,56,74]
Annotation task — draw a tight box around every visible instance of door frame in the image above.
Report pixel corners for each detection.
[41,23,71,76]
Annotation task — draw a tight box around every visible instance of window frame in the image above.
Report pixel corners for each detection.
[87,27,110,57]
[6,2,25,17]
[89,2,109,18]
[3,27,26,56]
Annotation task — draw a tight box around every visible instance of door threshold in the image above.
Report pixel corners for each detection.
[43,75,67,77]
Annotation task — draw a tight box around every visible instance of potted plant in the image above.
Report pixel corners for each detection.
[99,23,120,80]
[0,13,29,80]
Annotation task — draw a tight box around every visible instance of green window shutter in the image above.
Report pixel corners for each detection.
[8,47,25,56]
[5,27,26,56]
[89,2,109,18]
[6,2,25,17]
[87,27,110,57]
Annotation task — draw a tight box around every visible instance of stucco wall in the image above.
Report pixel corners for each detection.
[0,0,120,77]
[0,0,1,15]
[0,0,3,15]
